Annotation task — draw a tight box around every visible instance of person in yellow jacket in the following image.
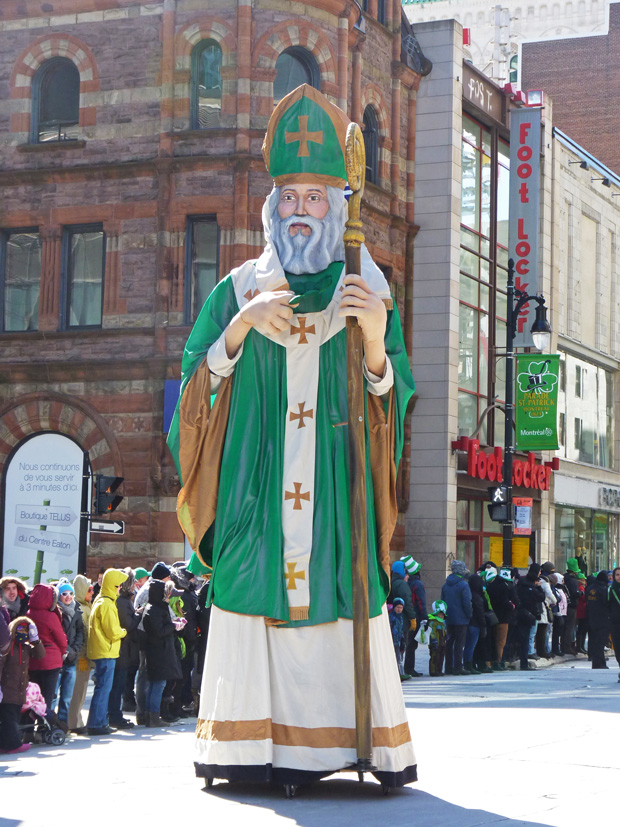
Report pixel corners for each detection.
[86,569,127,736]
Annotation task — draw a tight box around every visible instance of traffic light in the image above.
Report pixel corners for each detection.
[487,485,512,523]
[94,475,124,514]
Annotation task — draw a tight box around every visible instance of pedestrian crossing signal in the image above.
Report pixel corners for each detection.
[487,486,511,523]
[94,475,124,514]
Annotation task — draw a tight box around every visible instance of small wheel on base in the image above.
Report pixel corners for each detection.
[43,730,53,745]
[358,771,364,783]
[284,784,298,798]
[50,729,66,746]
[203,778,214,789]
[381,784,391,796]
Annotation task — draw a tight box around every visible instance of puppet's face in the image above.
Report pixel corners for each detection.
[277,184,329,234]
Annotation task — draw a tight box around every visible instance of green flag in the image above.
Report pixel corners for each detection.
[515,354,560,451]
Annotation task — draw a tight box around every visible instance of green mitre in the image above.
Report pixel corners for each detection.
[262,84,349,189]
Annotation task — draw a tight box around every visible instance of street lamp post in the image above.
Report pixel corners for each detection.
[501,258,552,568]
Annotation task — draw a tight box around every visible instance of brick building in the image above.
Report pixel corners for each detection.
[0,0,428,579]
[522,0,620,175]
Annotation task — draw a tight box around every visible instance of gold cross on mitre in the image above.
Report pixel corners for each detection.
[285,562,306,590]
[285,115,323,158]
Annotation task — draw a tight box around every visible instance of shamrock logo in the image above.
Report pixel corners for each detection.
[516,359,558,395]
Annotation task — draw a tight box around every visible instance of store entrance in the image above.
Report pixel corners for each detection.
[457,497,503,571]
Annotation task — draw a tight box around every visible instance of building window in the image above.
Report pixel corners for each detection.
[0,230,41,332]
[62,226,105,328]
[558,352,614,468]
[185,217,219,323]
[32,58,80,143]
[458,114,509,446]
[377,0,386,25]
[273,48,320,104]
[363,106,379,185]
[191,40,222,129]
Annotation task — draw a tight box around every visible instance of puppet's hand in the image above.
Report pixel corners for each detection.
[240,291,296,336]
[338,275,387,344]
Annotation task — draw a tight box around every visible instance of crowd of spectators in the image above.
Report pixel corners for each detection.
[0,561,210,754]
[388,556,620,680]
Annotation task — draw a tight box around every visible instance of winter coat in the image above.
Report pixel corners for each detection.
[87,569,128,660]
[609,581,620,627]
[142,581,182,682]
[389,608,405,647]
[586,573,610,632]
[116,592,141,670]
[1,617,45,705]
[486,577,516,624]
[408,575,428,622]
[388,570,415,628]
[26,584,67,670]
[0,576,30,620]
[537,577,557,626]
[441,573,472,625]
[564,571,581,609]
[73,575,93,657]
[516,576,545,626]
[60,603,85,666]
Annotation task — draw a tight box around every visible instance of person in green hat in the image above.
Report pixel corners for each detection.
[167,84,416,789]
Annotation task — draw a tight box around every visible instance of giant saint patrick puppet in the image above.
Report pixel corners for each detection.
[168,85,417,790]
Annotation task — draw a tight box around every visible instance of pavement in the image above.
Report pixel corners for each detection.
[1,653,618,827]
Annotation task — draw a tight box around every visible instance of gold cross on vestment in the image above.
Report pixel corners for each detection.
[290,316,315,344]
[285,562,306,590]
[285,115,323,158]
[289,402,314,429]
[244,289,260,301]
[285,482,310,510]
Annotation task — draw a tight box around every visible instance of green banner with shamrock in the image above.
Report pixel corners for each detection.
[515,354,560,451]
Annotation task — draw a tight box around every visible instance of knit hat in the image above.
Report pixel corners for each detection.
[597,570,609,582]
[432,599,447,614]
[499,568,512,582]
[134,567,149,580]
[566,558,580,573]
[150,562,171,580]
[528,563,542,579]
[392,597,405,608]
[482,568,497,583]
[57,583,74,596]
[400,556,421,575]
[391,561,406,578]
[541,562,556,574]
[451,560,468,576]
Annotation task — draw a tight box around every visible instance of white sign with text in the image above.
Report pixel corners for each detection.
[2,434,85,585]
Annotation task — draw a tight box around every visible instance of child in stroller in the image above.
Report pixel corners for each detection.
[20,682,66,746]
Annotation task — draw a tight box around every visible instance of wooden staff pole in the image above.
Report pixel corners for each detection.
[344,122,373,769]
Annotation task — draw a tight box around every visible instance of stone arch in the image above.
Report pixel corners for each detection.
[0,393,122,479]
[252,19,338,97]
[360,84,389,138]
[9,34,100,136]
[174,17,237,127]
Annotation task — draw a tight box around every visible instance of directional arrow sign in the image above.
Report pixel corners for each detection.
[15,504,78,528]
[90,520,125,535]
[14,527,78,557]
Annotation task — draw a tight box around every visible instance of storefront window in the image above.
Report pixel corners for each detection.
[554,504,619,573]
[557,352,614,468]
[458,115,509,446]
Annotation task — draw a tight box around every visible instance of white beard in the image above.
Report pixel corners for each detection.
[267,186,346,275]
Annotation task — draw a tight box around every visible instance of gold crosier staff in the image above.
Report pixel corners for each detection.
[343,122,375,773]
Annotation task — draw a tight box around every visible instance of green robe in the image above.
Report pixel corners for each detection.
[167,262,414,627]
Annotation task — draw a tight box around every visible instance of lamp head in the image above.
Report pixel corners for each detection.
[531,299,552,352]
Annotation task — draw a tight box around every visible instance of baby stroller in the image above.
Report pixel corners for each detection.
[19,682,66,747]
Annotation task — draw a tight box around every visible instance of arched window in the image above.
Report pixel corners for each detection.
[363,106,379,186]
[191,40,222,129]
[32,57,80,143]
[273,47,320,104]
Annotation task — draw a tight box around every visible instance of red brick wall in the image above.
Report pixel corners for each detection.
[522,3,620,173]
[0,0,422,573]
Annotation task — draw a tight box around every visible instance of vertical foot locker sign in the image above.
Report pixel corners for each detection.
[515,354,560,451]
[1,433,89,584]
